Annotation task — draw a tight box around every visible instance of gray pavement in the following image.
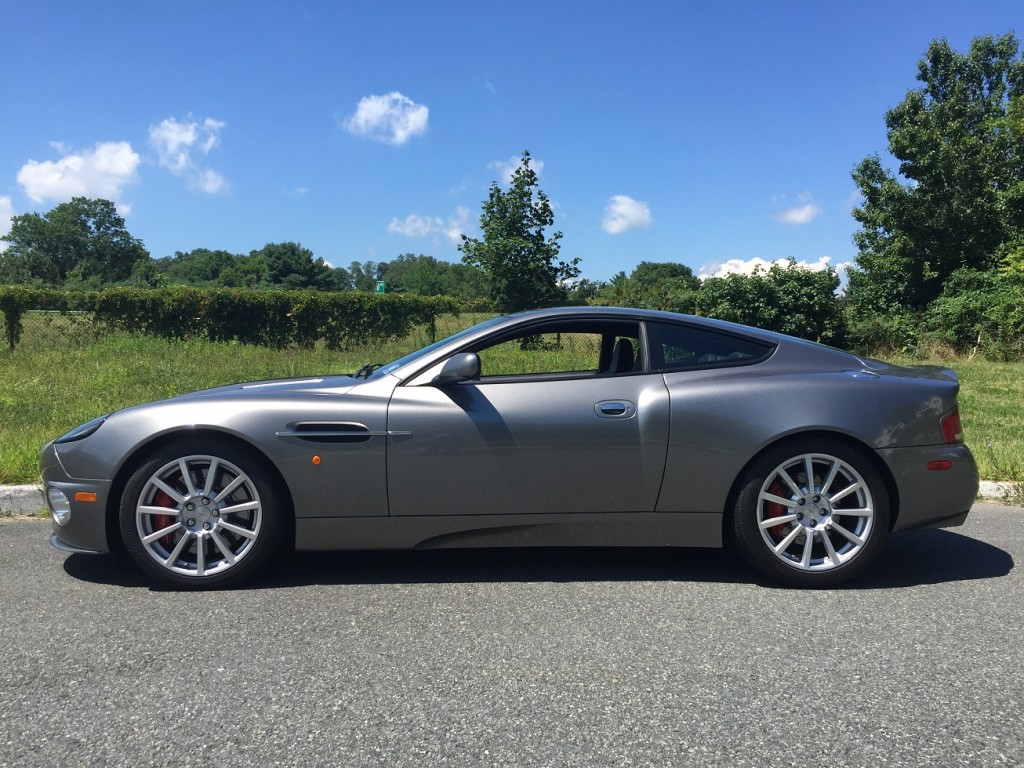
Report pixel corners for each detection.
[1,503,1022,767]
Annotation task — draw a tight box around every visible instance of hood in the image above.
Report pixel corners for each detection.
[167,375,360,401]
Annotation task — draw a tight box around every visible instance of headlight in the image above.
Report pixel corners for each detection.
[55,414,110,444]
[47,488,71,525]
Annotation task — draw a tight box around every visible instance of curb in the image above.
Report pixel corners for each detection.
[1,481,1019,518]
[1,485,46,517]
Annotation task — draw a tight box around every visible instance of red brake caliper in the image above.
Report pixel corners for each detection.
[764,480,788,541]
[151,489,177,549]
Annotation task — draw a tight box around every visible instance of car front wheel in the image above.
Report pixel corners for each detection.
[731,440,890,587]
[119,440,284,589]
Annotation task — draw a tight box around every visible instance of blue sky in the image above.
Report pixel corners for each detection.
[1,0,1020,283]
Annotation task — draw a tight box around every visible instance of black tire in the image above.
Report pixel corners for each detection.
[119,439,285,589]
[731,439,890,588]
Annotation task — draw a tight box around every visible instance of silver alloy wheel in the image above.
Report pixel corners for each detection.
[135,454,263,578]
[756,452,875,572]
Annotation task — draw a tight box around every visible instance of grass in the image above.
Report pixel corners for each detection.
[2,315,1022,485]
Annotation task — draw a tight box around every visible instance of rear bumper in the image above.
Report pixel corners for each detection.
[878,444,979,532]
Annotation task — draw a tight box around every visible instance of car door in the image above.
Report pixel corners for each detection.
[385,322,670,517]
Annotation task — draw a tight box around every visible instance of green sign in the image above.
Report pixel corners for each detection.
[374,281,386,294]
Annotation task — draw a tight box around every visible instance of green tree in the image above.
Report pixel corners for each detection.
[924,268,1024,360]
[848,33,1024,312]
[348,260,384,292]
[696,261,845,344]
[151,249,245,287]
[597,261,700,310]
[0,197,148,287]
[378,253,490,301]
[252,242,347,291]
[459,150,579,312]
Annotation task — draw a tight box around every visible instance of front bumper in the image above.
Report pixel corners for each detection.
[41,441,113,554]
[879,443,979,531]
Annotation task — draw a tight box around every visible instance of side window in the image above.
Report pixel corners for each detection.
[470,320,641,379]
[477,331,603,377]
[647,322,773,371]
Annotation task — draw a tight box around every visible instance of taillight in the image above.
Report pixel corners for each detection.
[940,408,964,444]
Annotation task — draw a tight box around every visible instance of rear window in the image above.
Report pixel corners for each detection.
[646,321,774,371]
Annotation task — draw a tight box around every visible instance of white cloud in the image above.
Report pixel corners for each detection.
[387,206,470,246]
[0,197,14,251]
[17,141,141,204]
[489,155,544,186]
[388,214,442,238]
[148,116,227,193]
[602,194,653,234]
[774,193,821,225]
[343,92,429,146]
[699,255,844,279]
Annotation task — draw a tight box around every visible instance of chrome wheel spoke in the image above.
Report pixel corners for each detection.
[820,460,841,497]
[830,480,865,505]
[202,458,221,498]
[219,520,258,540]
[822,532,842,567]
[760,492,799,509]
[778,468,804,499]
[831,521,865,547]
[139,505,181,517]
[143,522,182,544]
[152,478,186,505]
[164,531,192,566]
[773,525,802,555]
[219,500,261,516]
[209,530,237,565]
[759,513,798,529]
[803,456,816,491]
[196,535,206,577]
[213,474,247,504]
[800,530,815,568]
[178,458,198,498]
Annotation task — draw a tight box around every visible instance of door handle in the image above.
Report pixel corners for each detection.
[595,400,636,419]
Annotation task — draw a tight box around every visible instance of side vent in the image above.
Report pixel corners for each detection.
[278,422,373,444]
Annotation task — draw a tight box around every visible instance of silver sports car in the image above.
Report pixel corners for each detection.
[42,306,978,588]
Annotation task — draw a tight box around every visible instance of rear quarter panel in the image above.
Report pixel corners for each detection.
[655,356,961,514]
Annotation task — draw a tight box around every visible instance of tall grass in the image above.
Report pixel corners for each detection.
[2,315,1021,484]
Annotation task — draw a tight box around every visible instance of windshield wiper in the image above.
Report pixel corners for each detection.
[353,363,383,379]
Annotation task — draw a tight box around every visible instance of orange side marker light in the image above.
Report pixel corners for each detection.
[74,491,98,502]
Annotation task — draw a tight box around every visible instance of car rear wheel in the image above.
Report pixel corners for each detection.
[731,440,890,587]
[119,440,284,589]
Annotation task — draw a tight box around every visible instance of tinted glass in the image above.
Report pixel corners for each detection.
[647,321,773,371]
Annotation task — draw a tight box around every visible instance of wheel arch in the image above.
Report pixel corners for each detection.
[105,428,296,556]
[722,429,901,543]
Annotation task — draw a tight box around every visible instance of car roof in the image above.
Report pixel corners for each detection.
[499,306,786,343]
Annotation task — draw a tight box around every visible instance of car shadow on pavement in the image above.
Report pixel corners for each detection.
[61,526,1012,591]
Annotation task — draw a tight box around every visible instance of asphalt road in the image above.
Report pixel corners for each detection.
[1,504,1022,767]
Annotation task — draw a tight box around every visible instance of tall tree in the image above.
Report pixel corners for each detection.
[348,260,384,292]
[848,33,1024,312]
[252,242,348,291]
[459,150,579,312]
[0,197,148,287]
[378,253,490,300]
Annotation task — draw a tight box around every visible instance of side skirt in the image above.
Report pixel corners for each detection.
[295,512,723,552]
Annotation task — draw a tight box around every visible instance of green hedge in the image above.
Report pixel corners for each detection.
[0,286,463,350]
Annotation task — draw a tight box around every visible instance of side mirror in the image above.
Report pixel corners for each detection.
[432,352,480,385]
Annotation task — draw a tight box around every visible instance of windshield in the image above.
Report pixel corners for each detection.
[366,315,507,379]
